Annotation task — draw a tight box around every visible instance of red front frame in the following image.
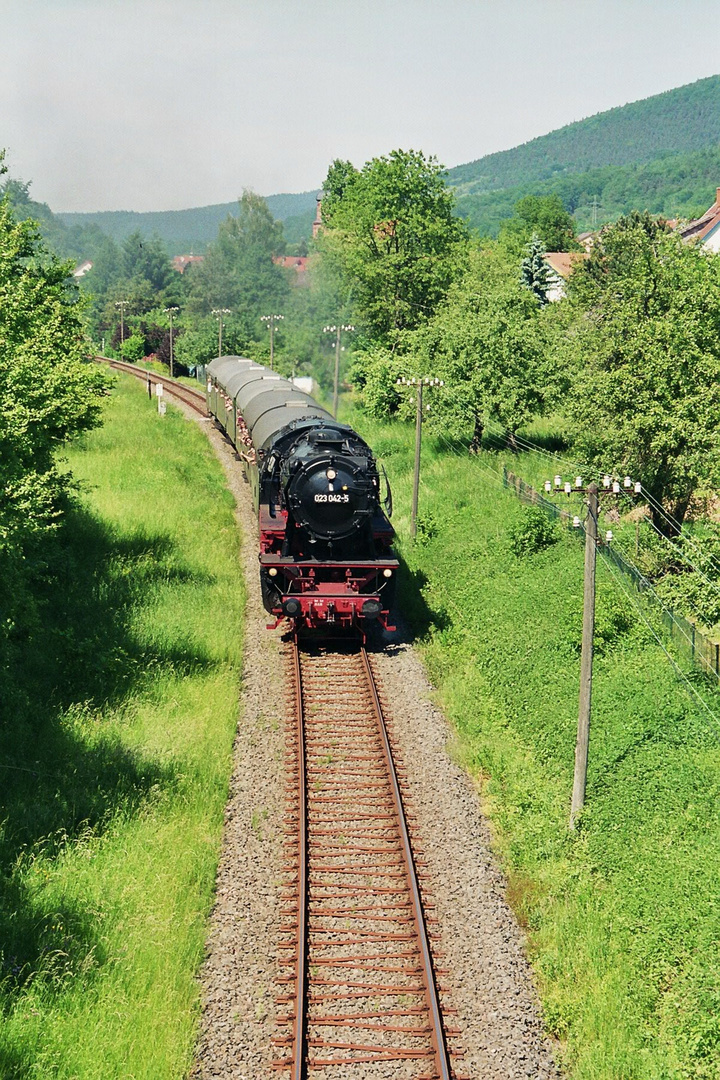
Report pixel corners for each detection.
[259,552,398,631]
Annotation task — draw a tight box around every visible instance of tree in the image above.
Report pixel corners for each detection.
[351,240,557,448]
[318,149,467,339]
[187,190,288,323]
[520,233,552,304]
[0,197,108,550]
[501,193,580,253]
[0,183,110,661]
[173,314,253,373]
[565,212,720,533]
[121,231,173,293]
[417,241,556,449]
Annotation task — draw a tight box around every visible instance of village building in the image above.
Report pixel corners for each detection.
[172,254,205,273]
[542,250,589,301]
[678,188,720,251]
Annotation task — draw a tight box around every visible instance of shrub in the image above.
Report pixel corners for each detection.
[509,506,559,557]
[120,333,146,362]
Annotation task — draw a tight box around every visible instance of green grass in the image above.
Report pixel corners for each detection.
[0,377,245,1078]
[349,407,720,1079]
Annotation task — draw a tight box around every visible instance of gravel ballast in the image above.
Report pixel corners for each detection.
[184,406,558,1079]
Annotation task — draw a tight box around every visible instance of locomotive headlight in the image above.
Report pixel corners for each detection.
[326,468,337,480]
[383,568,393,578]
[268,567,278,577]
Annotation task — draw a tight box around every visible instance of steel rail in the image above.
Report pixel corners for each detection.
[360,646,452,1080]
[284,640,454,1079]
[96,356,208,416]
[291,643,309,1079]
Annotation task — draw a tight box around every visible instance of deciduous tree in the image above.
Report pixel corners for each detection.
[187,190,288,323]
[565,212,720,532]
[351,240,558,448]
[0,195,108,553]
[318,149,467,339]
[501,193,580,253]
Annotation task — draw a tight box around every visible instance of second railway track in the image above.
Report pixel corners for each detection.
[274,640,466,1080]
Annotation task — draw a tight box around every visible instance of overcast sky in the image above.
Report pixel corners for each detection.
[2,0,718,213]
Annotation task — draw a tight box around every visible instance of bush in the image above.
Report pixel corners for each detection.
[509,506,559,557]
[120,333,146,362]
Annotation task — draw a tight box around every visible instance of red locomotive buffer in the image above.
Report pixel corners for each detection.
[206,356,397,633]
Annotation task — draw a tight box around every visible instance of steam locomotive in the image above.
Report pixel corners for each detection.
[206,356,397,633]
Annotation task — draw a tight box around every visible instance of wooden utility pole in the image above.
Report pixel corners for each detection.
[396,377,443,539]
[115,299,129,355]
[261,313,284,369]
[546,474,641,827]
[212,308,230,359]
[324,323,355,419]
[411,381,423,538]
[164,306,179,378]
[570,483,598,830]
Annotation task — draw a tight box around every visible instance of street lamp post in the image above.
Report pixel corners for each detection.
[164,306,179,378]
[323,323,355,419]
[212,308,231,359]
[260,313,284,370]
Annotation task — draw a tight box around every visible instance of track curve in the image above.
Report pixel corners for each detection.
[97,356,208,416]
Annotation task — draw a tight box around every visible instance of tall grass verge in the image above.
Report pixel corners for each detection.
[0,377,244,1078]
[351,408,720,1080]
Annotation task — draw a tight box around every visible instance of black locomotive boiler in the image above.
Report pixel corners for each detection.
[206,356,398,632]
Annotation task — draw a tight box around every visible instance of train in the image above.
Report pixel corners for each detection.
[206,356,398,634]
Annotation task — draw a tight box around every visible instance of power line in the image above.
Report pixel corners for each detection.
[598,547,720,743]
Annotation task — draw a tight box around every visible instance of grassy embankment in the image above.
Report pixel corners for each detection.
[0,377,245,1078]
[351,408,720,1080]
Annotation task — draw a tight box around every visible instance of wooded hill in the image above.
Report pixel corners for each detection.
[57,189,319,255]
[449,75,720,234]
[449,75,720,194]
[455,143,720,236]
[23,73,720,251]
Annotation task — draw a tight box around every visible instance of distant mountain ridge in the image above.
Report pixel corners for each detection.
[53,74,720,251]
[57,190,319,255]
[447,75,720,197]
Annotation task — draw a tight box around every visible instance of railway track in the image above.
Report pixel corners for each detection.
[98,357,208,416]
[275,640,466,1080]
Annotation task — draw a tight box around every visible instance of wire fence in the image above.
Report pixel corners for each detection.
[503,466,720,683]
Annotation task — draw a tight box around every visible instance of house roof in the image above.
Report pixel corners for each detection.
[172,254,205,273]
[679,188,720,242]
[543,251,588,279]
[273,255,309,271]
